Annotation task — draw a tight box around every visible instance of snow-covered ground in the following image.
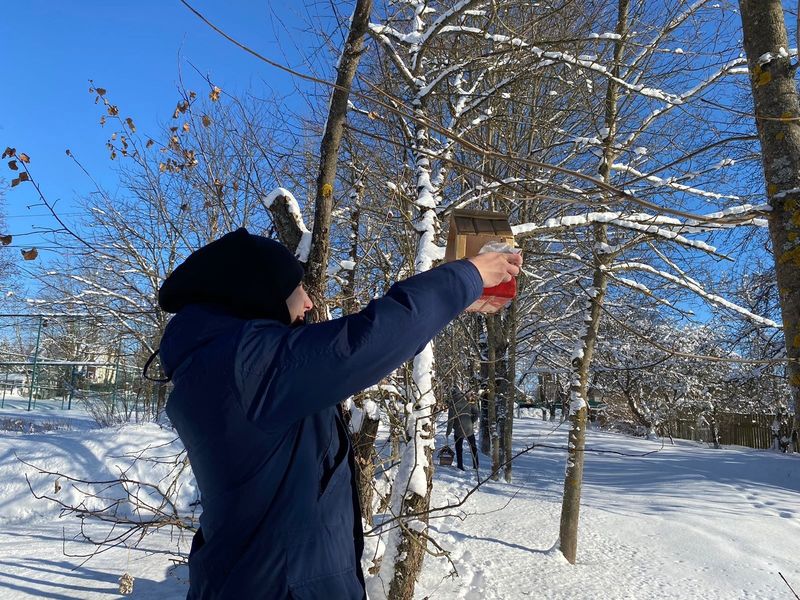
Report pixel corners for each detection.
[0,401,798,599]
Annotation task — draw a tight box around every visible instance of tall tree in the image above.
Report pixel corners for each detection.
[559,0,630,565]
[304,0,375,321]
[738,0,800,452]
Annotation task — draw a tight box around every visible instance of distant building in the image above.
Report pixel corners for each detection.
[85,355,118,385]
[0,372,27,396]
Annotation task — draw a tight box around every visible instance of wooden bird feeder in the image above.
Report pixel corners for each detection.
[444,209,517,313]
[438,445,455,466]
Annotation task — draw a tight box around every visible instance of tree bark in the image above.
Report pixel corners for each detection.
[377,111,441,600]
[265,193,304,251]
[303,0,374,322]
[384,446,434,600]
[352,393,380,526]
[486,315,501,480]
[504,295,518,483]
[559,0,629,564]
[738,0,800,451]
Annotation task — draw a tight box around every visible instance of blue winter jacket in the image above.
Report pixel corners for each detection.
[160,260,483,599]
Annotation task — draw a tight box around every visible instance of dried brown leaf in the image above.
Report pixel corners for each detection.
[18,172,29,182]
[107,105,119,117]
[8,160,17,171]
[125,117,136,132]
[202,114,212,127]
[172,101,189,119]
[21,248,38,261]
[10,178,19,187]
[209,86,221,102]
[182,122,190,133]
[18,153,30,164]
[2,148,15,159]
[0,235,12,245]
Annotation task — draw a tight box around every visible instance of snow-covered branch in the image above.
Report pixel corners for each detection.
[611,261,780,327]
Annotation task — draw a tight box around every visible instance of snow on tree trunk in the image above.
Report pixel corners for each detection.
[559,272,608,564]
[352,393,381,526]
[559,0,629,564]
[738,0,800,452]
[368,1,496,593]
[335,169,386,526]
[375,141,443,600]
[479,379,491,455]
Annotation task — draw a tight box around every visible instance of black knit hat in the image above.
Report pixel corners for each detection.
[158,228,304,323]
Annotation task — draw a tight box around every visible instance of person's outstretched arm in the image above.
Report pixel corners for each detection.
[237,253,520,431]
[446,402,455,438]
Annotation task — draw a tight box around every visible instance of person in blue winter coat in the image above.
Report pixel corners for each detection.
[157,227,521,600]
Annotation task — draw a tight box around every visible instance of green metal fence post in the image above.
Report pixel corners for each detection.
[27,316,43,412]
[67,365,76,410]
[110,348,120,410]
[1,372,7,409]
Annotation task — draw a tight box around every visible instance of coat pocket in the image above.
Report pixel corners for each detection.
[318,451,349,501]
[285,525,363,600]
[318,412,351,500]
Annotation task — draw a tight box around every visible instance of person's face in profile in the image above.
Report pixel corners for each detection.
[286,284,313,325]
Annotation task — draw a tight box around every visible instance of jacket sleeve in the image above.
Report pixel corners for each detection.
[241,259,483,431]
[446,402,454,437]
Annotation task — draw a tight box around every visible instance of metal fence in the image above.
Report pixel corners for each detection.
[0,313,167,423]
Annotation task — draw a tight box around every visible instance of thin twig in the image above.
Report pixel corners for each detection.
[780,572,800,600]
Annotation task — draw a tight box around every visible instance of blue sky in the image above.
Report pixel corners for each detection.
[0,2,778,328]
[1,1,327,263]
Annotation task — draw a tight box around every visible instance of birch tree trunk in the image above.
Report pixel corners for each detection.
[367,2,504,594]
[304,0,374,320]
[377,116,442,599]
[559,0,629,564]
[738,0,800,452]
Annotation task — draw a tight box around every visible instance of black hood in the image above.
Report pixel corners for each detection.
[158,228,304,324]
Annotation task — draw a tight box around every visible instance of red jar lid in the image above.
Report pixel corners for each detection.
[466,278,517,313]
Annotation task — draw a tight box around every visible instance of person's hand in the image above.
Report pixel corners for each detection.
[467,252,522,287]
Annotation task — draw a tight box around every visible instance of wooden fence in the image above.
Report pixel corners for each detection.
[669,413,776,450]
